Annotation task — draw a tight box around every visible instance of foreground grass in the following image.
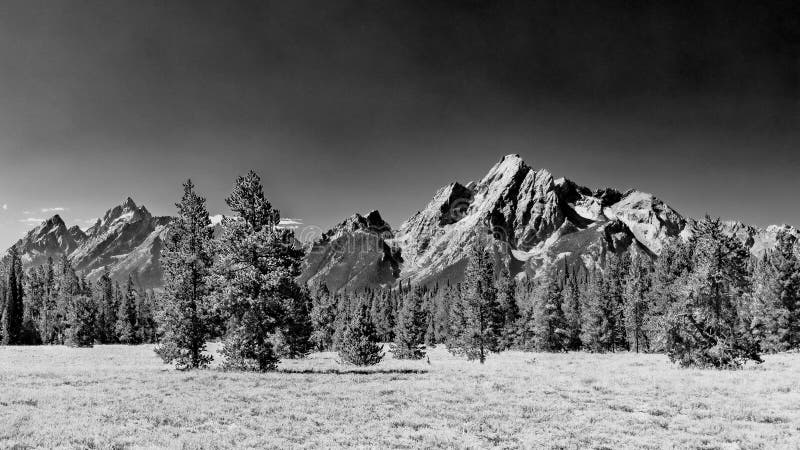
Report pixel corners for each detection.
[1,345,799,449]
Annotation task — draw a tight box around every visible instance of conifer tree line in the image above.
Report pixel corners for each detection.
[155,174,314,371]
[0,248,158,347]
[308,217,800,369]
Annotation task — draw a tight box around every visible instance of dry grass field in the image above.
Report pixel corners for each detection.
[1,344,799,449]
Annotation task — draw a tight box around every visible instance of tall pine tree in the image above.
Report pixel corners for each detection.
[562,268,583,350]
[447,243,501,363]
[115,275,139,344]
[94,269,116,344]
[156,179,216,369]
[495,266,519,349]
[581,267,615,352]
[665,216,761,368]
[623,252,652,353]
[391,286,427,359]
[771,231,800,349]
[338,300,384,366]
[310,283,338,350]
[1,247,24,345]
[746,253,788,353]
[530,272,569,351]
[212,171,309,371]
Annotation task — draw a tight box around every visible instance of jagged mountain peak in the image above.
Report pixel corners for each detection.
[24,214,69,241]
[300,209,400,291]
[479,154,529,187]
[15,214,85,267]
[91,197,152,235]
[325,210,393,242]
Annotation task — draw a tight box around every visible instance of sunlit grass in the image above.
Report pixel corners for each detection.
[1,344,798,448]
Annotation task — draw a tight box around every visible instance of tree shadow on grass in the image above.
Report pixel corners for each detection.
[277,368,428,375]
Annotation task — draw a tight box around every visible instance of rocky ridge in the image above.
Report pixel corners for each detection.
[302,154,795,291]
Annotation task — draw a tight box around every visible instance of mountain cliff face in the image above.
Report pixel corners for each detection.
[388,155,686,286]
[302,154,795,291]
[13,198,170,288]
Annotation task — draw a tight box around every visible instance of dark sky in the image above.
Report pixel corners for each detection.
[0,0,798,246]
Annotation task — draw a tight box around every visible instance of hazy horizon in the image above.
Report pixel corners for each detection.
[1,1,798,248]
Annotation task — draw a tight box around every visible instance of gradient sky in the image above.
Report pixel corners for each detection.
[0,0,798,247]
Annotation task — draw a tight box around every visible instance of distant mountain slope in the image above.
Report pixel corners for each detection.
[13,198,170,288]
[299,211,401,292]
[16,215,85,268]
[302,154,797,291]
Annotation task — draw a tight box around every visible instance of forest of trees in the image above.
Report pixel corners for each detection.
[1,172,799,372]
[304,217,800,369]
[0,248,158,348]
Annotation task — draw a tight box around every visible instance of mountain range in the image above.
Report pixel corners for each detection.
[9,155,798,291]
[13,198,170,289]
[299,154,798,291]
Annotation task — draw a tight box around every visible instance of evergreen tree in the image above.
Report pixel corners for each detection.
[530,273,569,351]
[44,258,60,343]
[65,295,96,347]
[310,283,338,350]
[561,268,583,350]
[423,289,437,346]
[771,231,800,349]
[495,266,519,349]
[623,252,652,352]
[370,289,395,342]
[49,257,81,345]
[391,287,426,359]
[447,243,502,363]
[332,291,353,349]
[605,252,630,350]
[95,269,116,343]
[212,171,309,371]
[156,180,216,370]
[433,284,456,344]
[644,238,692,351]
[115,275,139,344]
[1,247,24,345]
[136,290,158,344]
[338,301,384,366]
[276,285,314,359]
[23,265,45,343]
[581,268,615,352]
[747,253,789,352]
[665,216,762,368]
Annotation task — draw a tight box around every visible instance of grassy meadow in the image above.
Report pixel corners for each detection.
[1,344,799,449]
